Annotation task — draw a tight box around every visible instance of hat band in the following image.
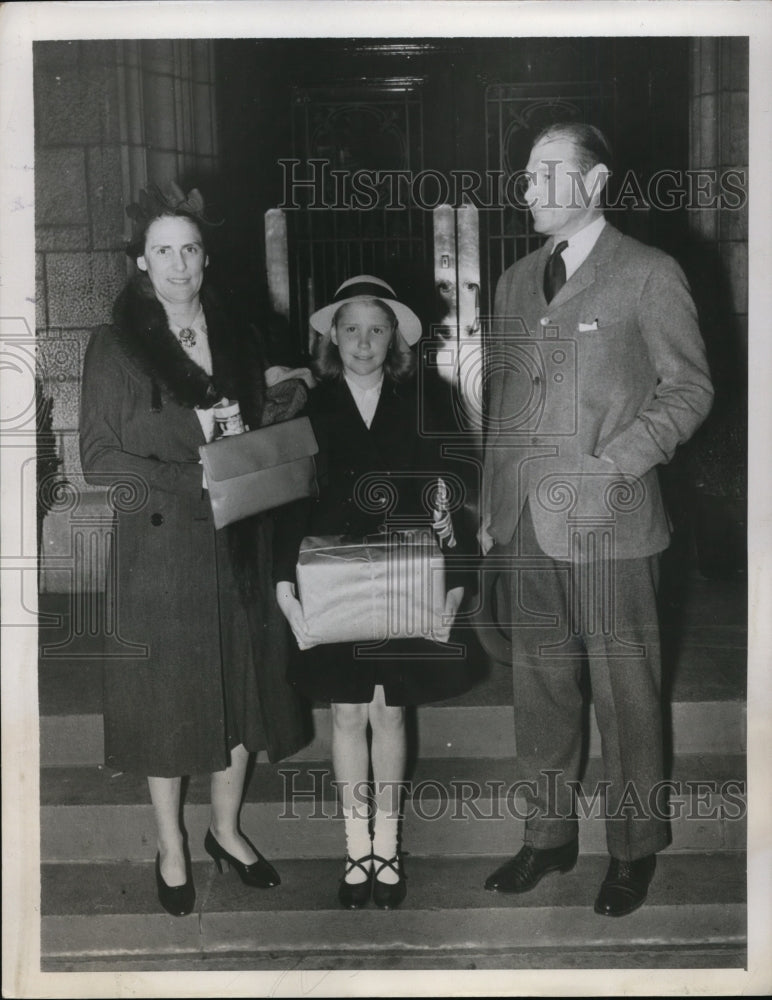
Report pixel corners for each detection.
[333,280,394,303]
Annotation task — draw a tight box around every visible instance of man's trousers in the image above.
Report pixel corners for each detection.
[503,500,670,861]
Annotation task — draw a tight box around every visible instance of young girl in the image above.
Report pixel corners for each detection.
[275,275,473,909]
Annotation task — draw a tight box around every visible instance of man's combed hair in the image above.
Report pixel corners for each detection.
[533,121,613,175]
[313,298,417,383]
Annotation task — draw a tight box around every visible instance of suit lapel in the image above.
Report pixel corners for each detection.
[528,242,554,303]
[548,224,623,310]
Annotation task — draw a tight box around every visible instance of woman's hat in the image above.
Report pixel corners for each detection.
[125,181,223,233]
[309,275,422,345]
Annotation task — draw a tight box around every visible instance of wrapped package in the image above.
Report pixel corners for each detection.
[297,530,446,644]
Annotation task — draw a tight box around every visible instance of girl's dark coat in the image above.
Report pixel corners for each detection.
[275,376,478,707]
[80,274,307,776]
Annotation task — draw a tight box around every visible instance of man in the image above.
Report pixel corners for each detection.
[480,123,713,916]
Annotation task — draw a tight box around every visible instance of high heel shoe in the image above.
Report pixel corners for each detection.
[155,852,195,917]
[204,828,280,888]
[338,854,372,909]
[371,853,406,909]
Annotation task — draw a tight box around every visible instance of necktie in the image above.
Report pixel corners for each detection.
[543,240,568,303]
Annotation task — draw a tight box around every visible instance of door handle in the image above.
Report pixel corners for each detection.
[264,208,290,319]
[433,204,457,328]
[464,280,480,335]
[456,204,483,432]
[431,204,483,434]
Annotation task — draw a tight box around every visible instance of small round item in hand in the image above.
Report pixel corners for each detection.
[214,398,245,436]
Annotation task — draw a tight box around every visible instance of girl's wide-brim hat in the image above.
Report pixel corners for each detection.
[309,275,422,345]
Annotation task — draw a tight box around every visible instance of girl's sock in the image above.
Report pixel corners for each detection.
[372,812,400,884]
[343,807,372,883]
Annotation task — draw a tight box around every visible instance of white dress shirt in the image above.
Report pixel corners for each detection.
[555,215,607,281]
[344,374,383,429]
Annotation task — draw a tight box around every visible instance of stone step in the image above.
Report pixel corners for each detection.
[41,853,746,968]
[37,574,747,764]
[41,755,746,862]
[39,695,747,767]
[37,622,747,716]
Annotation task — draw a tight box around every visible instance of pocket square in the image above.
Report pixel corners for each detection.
[578,320,599,332]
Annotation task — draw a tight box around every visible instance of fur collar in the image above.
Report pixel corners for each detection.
[112,274,266,429]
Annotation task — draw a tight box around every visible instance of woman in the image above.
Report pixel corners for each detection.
[274,275,474,910]
[79,183,307,916]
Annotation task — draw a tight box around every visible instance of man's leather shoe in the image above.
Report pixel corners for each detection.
[484,840,578,893]
[594,854,656,917]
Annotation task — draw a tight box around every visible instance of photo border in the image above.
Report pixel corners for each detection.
[2,2,770,997]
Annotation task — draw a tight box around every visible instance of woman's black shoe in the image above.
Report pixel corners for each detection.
[338,854,373,909]
[204,828,280,888]
[155,852,195,917]
[372,853,406,909]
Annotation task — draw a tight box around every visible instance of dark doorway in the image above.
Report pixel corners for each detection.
[214,36,690,359]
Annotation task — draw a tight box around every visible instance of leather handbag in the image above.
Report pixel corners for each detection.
[199,416,319,529]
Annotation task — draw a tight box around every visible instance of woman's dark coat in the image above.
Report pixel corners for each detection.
[274,376,478,707]
[79,274,307,776]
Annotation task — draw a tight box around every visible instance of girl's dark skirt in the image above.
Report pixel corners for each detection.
[289,634,477,706]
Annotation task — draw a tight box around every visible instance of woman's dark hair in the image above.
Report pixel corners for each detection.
[125,210,207,263]
[124,183,215,261]
[313,298,417,383]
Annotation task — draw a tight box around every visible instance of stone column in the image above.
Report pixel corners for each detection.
[686,38,748,578]
[688,37,748,374]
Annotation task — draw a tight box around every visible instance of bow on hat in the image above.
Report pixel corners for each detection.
[125,181,222,229]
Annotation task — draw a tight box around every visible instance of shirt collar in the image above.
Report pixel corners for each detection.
[344,373,384,399]
[554,216,607,280]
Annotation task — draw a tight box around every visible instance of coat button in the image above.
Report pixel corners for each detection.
[150,513,164,526]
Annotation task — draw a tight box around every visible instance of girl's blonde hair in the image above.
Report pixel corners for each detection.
[313,298,416,383]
